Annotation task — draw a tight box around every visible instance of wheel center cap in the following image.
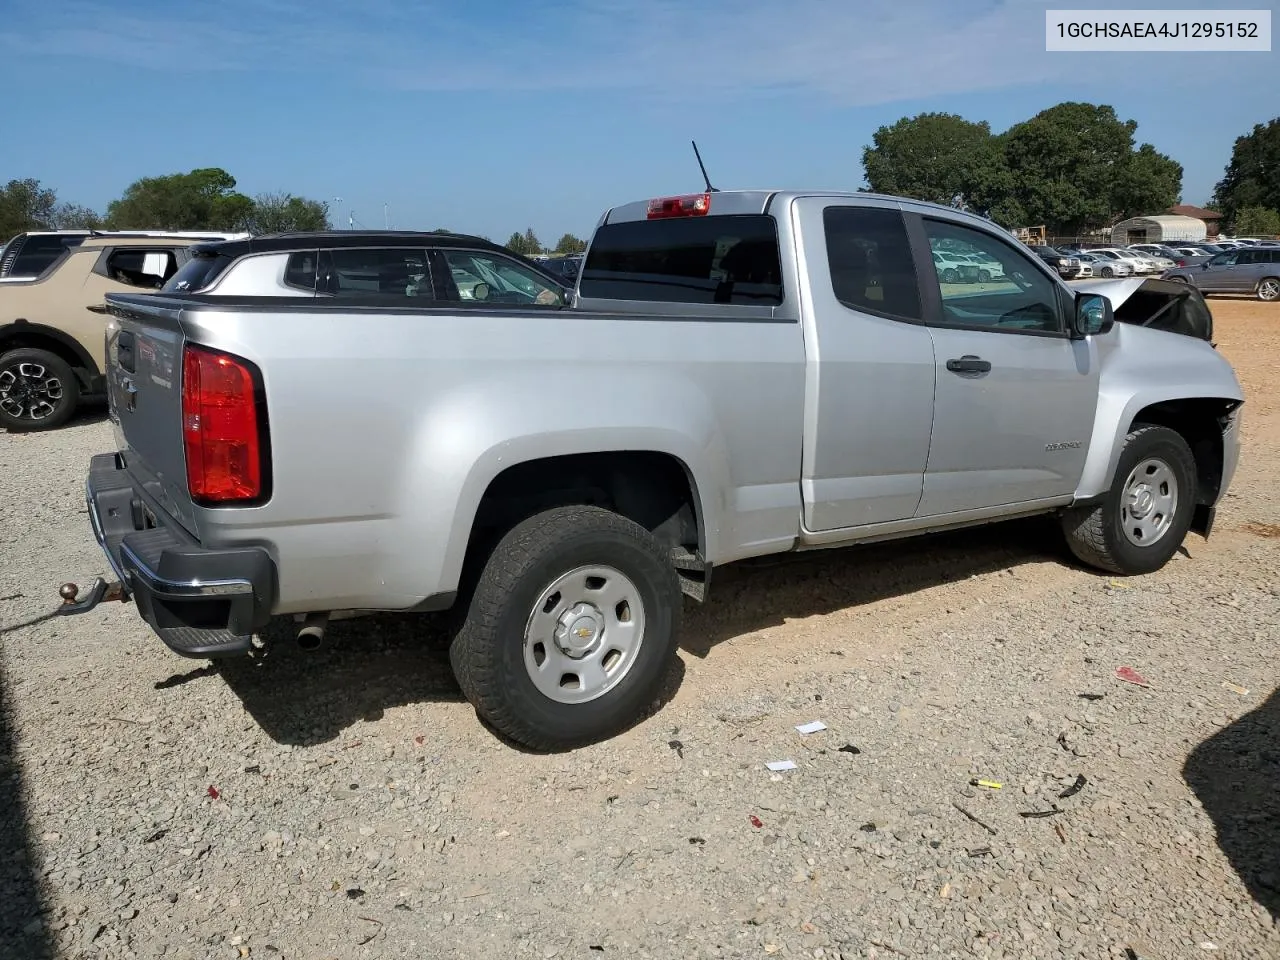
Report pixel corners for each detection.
[554,602,603,658]
[1129,486,1154,518]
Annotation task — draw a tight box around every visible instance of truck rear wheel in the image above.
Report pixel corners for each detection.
[0,348,81,432]
[449,504,682,750]
[1060,424,1196,576]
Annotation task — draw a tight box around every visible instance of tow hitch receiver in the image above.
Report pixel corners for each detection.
[56,579,129,616]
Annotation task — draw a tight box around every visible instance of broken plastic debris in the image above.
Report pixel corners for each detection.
[1054,823,1068,844]
[970,778,1002,790]
[1115,666,1150,687]
[1058,774,1088,799]
[1018,805,1064,819]
[795,720,827,735]
[749,815,763,828]
[967,846,993,858]
[667,739,685,759]
[206,785,220,800]
[1106,579,1131,590]
[838,744,862,755]
[859,822,877,833]
[766,760,798,772]
[1077,692,1104,701]
[1221,681,1249,696]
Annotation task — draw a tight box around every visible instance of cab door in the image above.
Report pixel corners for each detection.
[792,198,937,531]
[908,213,1099,516]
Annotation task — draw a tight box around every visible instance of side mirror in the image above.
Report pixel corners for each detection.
[1072,292,1113,338]
[471,281,490,301]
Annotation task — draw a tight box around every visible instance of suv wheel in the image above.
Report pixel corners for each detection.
[1258,277,1280,302]
[1060,424,1196,576]
[449,505,683,750]
[0,348,81,432]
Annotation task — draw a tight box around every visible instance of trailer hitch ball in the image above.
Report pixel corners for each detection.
[60,582,81,603]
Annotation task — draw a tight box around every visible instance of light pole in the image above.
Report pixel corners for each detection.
[332,197,343,230]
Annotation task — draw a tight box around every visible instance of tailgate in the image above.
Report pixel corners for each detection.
[103,293,201,538]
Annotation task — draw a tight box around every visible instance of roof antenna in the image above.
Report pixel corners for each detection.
[691,140,719,193]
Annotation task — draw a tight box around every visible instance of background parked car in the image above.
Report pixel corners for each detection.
[1091,247,1161,274]
[1163,246,1280,301]
[1028,245,1089,278]
[1075,251,1134,278]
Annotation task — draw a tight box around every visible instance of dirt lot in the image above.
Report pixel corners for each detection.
[2,300,1278,960]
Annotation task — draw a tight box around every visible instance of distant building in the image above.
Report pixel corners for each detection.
[1110,214,1208,246]
[1167,204,1223,239]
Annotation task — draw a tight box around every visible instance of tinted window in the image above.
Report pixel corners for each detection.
[922,219,1062,334]
[164,252,234,293]
[284,251,319,291]
[1,234,84,278]
[438,250,563,305]
[103,248,178,289]
[823,206,922,321]
[579,214,783,306]
[323,248,434,300]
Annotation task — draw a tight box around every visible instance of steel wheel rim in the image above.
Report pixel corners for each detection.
[0,361,64,421]
[522,564,646,705]
[1120,457,1178,547]
[1259,279,1280,301]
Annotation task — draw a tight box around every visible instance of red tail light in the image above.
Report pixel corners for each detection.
[647,193,711,219]
[181,344,267,505]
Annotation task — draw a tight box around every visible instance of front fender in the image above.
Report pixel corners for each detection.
[1075,324,1244,500]
[391,368,732,599]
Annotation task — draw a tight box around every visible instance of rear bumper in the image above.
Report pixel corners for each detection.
[85,451,277,658]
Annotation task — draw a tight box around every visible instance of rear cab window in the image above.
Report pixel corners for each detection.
[579,214,784,306]
[163,252,235,293]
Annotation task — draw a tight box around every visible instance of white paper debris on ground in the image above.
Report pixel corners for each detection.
[795,720,827,735]
[766,760,798,772]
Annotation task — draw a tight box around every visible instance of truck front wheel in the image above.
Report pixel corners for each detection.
[449,504,683,750]
[1060,424,1197,576]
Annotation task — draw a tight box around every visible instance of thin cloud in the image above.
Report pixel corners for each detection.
[1,0,1271,107]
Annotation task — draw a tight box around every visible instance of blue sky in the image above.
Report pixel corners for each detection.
[1,0,1275,241]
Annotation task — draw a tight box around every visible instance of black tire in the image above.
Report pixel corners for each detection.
[0,348,81,432]
[1100,266,1114,278]
[977,269,991,283]
[449,505,682,750]
[941,268,958,283]
[1060,424,1197,576]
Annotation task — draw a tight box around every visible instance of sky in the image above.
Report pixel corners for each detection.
[1,0,1275,242]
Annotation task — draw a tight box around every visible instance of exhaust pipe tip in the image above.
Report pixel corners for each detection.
[296,612,330,651]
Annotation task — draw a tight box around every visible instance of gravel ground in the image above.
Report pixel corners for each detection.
[2,301,1278,960]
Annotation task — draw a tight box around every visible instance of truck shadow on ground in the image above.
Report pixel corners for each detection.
[1183,685,1280,921]
[201,515,1072,749]
[0,665,54,959]
[680,515,1074,658]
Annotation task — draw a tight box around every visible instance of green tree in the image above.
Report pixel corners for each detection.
[554,233,587,254]
[1212,117,1280,226]
[49,202,104,230]
[0,178,58,240]
[106,167,255,231]
[506,228,543,256]
[1232,206,1280,236]
[1108,142,1183,223]
[998,102,1180,234]
[862,113,1005,208]
[244,191,330,233]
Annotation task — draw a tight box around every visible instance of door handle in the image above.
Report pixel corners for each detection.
[945,355,991,374]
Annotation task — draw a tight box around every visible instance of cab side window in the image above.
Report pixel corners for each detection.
[920,220,1063,334]
[822,206,922,321]
[321,248,434,300]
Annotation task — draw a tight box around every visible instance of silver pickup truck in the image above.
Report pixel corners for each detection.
[63,192,1244,750]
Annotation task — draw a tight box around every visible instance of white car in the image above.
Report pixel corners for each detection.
[1075,251,1135,278]
[1093,247,1162,274]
